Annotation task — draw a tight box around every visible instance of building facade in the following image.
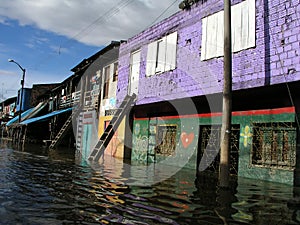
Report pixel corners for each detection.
[16,87,32,114]
[74,41,125,160]
[0,96,17,123]
[115,0,300,185]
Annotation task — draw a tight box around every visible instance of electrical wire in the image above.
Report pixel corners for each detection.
[25,0,300,133]
[266,2,300,129]
[147,0,180,27]
[68,0,134,44]
[30,0,180,75]
[30,0,135,71]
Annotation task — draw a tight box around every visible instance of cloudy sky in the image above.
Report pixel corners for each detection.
[0,0,180,101]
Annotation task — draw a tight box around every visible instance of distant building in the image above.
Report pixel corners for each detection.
[16,87,32,114]
[30,83,60,107]
[0,96,17,123]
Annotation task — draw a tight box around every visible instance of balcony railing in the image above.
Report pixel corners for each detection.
[59,91,81,109]
[83,89,99,110]
[59,89,100,111]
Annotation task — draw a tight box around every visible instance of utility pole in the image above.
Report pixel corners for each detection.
[219,0,232,188]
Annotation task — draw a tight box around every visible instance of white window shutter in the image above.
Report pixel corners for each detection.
[201,12,222,60]
[156,37,167,73]
[240,0,249,49]
[232,0,256,52]
[206,13,218,59]
[165,31,178,71]
[201,0,256,60]
[216,11,224,57]
[146,41,157,76]
[232,3,242,52]
[130,50,141,95]
[248,0,256,48]
[201,17,208,60]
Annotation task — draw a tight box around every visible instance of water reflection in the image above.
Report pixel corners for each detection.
[0,140,300,224]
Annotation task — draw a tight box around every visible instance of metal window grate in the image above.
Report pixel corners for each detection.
[198,125,240,175]
[252,122,296,169]
[155,125,177,156]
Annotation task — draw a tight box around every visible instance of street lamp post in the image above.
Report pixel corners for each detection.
[8,59,26,123]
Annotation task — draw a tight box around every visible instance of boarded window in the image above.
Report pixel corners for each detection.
[156,38,166,73]
[155,125,177,156]
[146,31,178,76]
[103,65,110,99]
[252,122,296,169]
[129,50,141,95]
[113,62,118,82]
[201,0,256,60]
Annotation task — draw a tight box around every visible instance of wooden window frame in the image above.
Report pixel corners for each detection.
[103,65,110,99]
[146,32,177,76]
[113,62,118,82]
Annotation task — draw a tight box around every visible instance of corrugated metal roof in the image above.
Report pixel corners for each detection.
[6,108,35,126]
[20,107,72,125]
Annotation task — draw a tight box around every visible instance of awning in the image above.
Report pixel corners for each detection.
[22,100,48,121]
[6,100,49,126]
[20,108,72,125]
[6,108,35,126]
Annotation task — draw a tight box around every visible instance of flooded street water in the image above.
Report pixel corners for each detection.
[1,140,300,225]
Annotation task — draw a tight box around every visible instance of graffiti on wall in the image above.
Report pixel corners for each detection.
[180,132,195,148]
[240,125,252,147]
[132,135,149,162]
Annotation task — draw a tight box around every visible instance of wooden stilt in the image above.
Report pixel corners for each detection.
[17,127,21,148]
[22,125,27,150]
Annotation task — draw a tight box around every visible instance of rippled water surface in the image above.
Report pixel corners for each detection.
[1,140,300,225]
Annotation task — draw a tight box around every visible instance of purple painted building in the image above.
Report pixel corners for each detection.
[118,0,299,102]
[115,0,300,185]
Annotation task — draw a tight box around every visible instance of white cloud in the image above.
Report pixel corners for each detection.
[0,70,19,100]
[0,16,10,25]
[25,35,50,51]
[0,0,180,47]
[0,69,17,76]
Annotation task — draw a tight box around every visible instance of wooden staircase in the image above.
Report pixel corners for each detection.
[88,94,136,161]
[49,108,80,149]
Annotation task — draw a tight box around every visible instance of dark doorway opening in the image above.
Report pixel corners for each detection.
[197,125,240,176]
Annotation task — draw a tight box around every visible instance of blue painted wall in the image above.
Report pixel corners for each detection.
[16,88,32,112]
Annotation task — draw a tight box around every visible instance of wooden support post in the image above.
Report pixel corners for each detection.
[22,125,27,149]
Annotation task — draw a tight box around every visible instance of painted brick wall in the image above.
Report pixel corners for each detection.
[117,0,300,105]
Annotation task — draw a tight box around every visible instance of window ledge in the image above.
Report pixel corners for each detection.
[250,164,295,171]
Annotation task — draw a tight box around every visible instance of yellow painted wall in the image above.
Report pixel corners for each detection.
[98,115,126,159]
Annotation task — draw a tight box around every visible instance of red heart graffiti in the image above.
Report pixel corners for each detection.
[181,132,195,148]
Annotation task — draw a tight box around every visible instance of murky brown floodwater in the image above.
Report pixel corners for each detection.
[1,139,300,225]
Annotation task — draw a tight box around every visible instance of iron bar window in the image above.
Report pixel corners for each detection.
[252,122,296,169]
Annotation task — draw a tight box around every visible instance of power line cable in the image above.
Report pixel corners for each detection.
[68,0,134,44]
[29,0,135,72]
[266,2,300,129]
[148,0,180,27]
[29,0,180,76]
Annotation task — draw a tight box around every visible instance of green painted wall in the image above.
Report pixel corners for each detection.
[233,112,295,185]
[82,124,93,160]
[131,110,296,185]
[132,117,198,169]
